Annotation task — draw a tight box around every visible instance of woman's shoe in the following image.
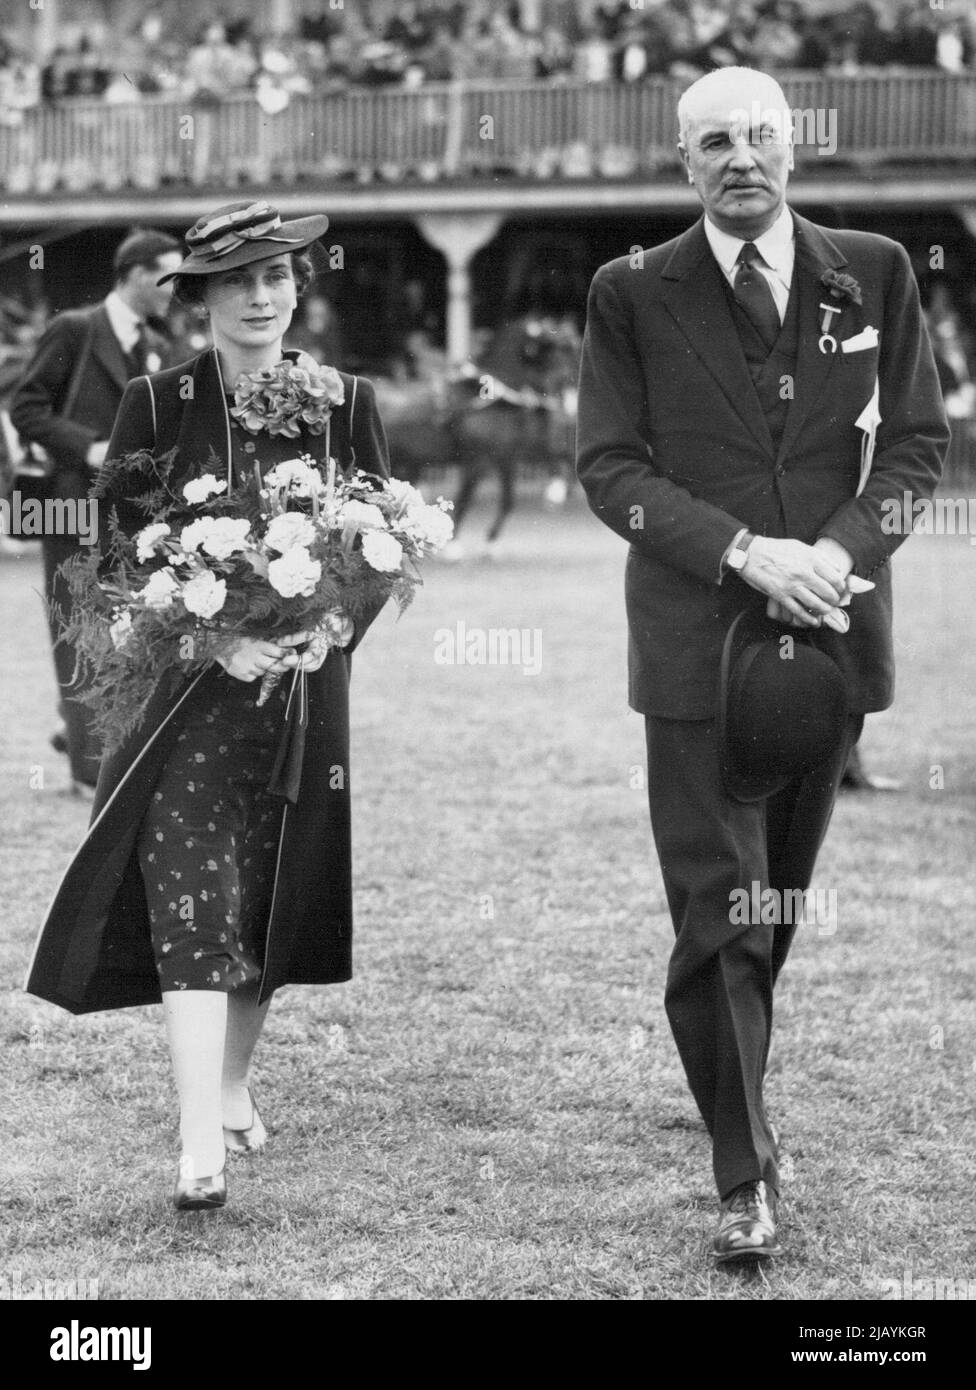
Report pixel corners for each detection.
[173,1161,227,1212]
[223,1089,267,1155]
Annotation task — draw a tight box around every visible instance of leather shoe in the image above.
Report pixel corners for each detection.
[173,1162,227,1211]
[223,1090,267,1155]
[713,1180,781,1263]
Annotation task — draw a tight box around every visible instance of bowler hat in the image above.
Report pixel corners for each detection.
[157,201,329,284]
[718,608,849,803]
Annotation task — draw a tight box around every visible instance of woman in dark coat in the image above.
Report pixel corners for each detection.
[25,202,390,1210]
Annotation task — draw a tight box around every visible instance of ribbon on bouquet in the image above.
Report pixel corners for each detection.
[267,658,309,804]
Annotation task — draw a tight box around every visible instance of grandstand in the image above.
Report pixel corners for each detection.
[1,0,974,438]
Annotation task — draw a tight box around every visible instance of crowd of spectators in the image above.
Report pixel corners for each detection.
[1,1,974,119]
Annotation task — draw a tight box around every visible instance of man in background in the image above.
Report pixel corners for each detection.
[11,228,182,795]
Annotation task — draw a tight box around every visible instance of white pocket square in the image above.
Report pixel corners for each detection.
[842,326,879,354]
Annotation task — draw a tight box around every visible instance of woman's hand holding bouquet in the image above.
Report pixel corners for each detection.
[217,611,355,697]
[215,632,309,684]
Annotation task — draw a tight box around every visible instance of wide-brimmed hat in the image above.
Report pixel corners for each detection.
[717,608,850,804]
[157,201,329,284]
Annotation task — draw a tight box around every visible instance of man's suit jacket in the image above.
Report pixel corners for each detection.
[576,211,949,719]
[10,303,136,505]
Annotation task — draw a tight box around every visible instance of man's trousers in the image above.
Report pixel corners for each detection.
[644,711,863,1199]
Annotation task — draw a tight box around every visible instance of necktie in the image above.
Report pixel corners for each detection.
[129,322,148,376]
[733,243,780,352]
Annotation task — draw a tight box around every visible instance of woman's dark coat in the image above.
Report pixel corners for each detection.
[26,348,390,1014]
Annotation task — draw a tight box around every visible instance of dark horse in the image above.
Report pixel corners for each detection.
[373,316,581,545]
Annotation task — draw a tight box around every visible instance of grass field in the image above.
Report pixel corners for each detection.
[1,491,974,1302]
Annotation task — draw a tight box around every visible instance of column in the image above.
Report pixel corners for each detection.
[268,0,295,38]
[414,213,505,368]
[33,0,59,58]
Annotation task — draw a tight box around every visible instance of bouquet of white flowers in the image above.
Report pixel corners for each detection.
[62,451,453,752]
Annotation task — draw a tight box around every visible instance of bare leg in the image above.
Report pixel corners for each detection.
[222,982,272,1129]
[162,990,227,1179]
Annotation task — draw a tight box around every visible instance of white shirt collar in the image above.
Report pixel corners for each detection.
[104,291,143,353]
[703,204,795,284]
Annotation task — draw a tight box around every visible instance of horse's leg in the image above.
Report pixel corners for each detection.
[487,457,516,544]
[450,458,480,538]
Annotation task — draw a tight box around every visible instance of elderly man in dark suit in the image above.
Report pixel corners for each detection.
[10,228,182,794]
[576,67,948,1262]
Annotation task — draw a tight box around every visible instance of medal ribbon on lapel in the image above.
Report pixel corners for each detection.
[818,268,862,355]
[818,302,841,354]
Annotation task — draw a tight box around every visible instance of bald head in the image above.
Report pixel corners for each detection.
[678,67,793,152]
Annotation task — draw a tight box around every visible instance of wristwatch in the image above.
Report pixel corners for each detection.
[725,530,756,572]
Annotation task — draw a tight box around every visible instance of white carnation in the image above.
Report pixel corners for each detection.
[264,512,317,553]
[138,569,179,609]
[179,517,216,553]
[341,500,386,533]
[134,522,171,562]
[200,517,252,561]
[182,474,228,504]
[181,570,227,618]
[268,546,322,598]
[410,503,454,550]
[386,478,424,512]
[264,458,307,485]
[361,529,404,574]
[264,457,324,497]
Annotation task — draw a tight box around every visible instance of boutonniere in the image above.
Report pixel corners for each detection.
[817,270,863,354]
[231,353,345,438]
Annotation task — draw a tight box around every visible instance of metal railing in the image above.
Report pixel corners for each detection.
[2,71,975,194]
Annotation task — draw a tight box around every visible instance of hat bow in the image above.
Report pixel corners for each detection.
[186,202,301,260]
